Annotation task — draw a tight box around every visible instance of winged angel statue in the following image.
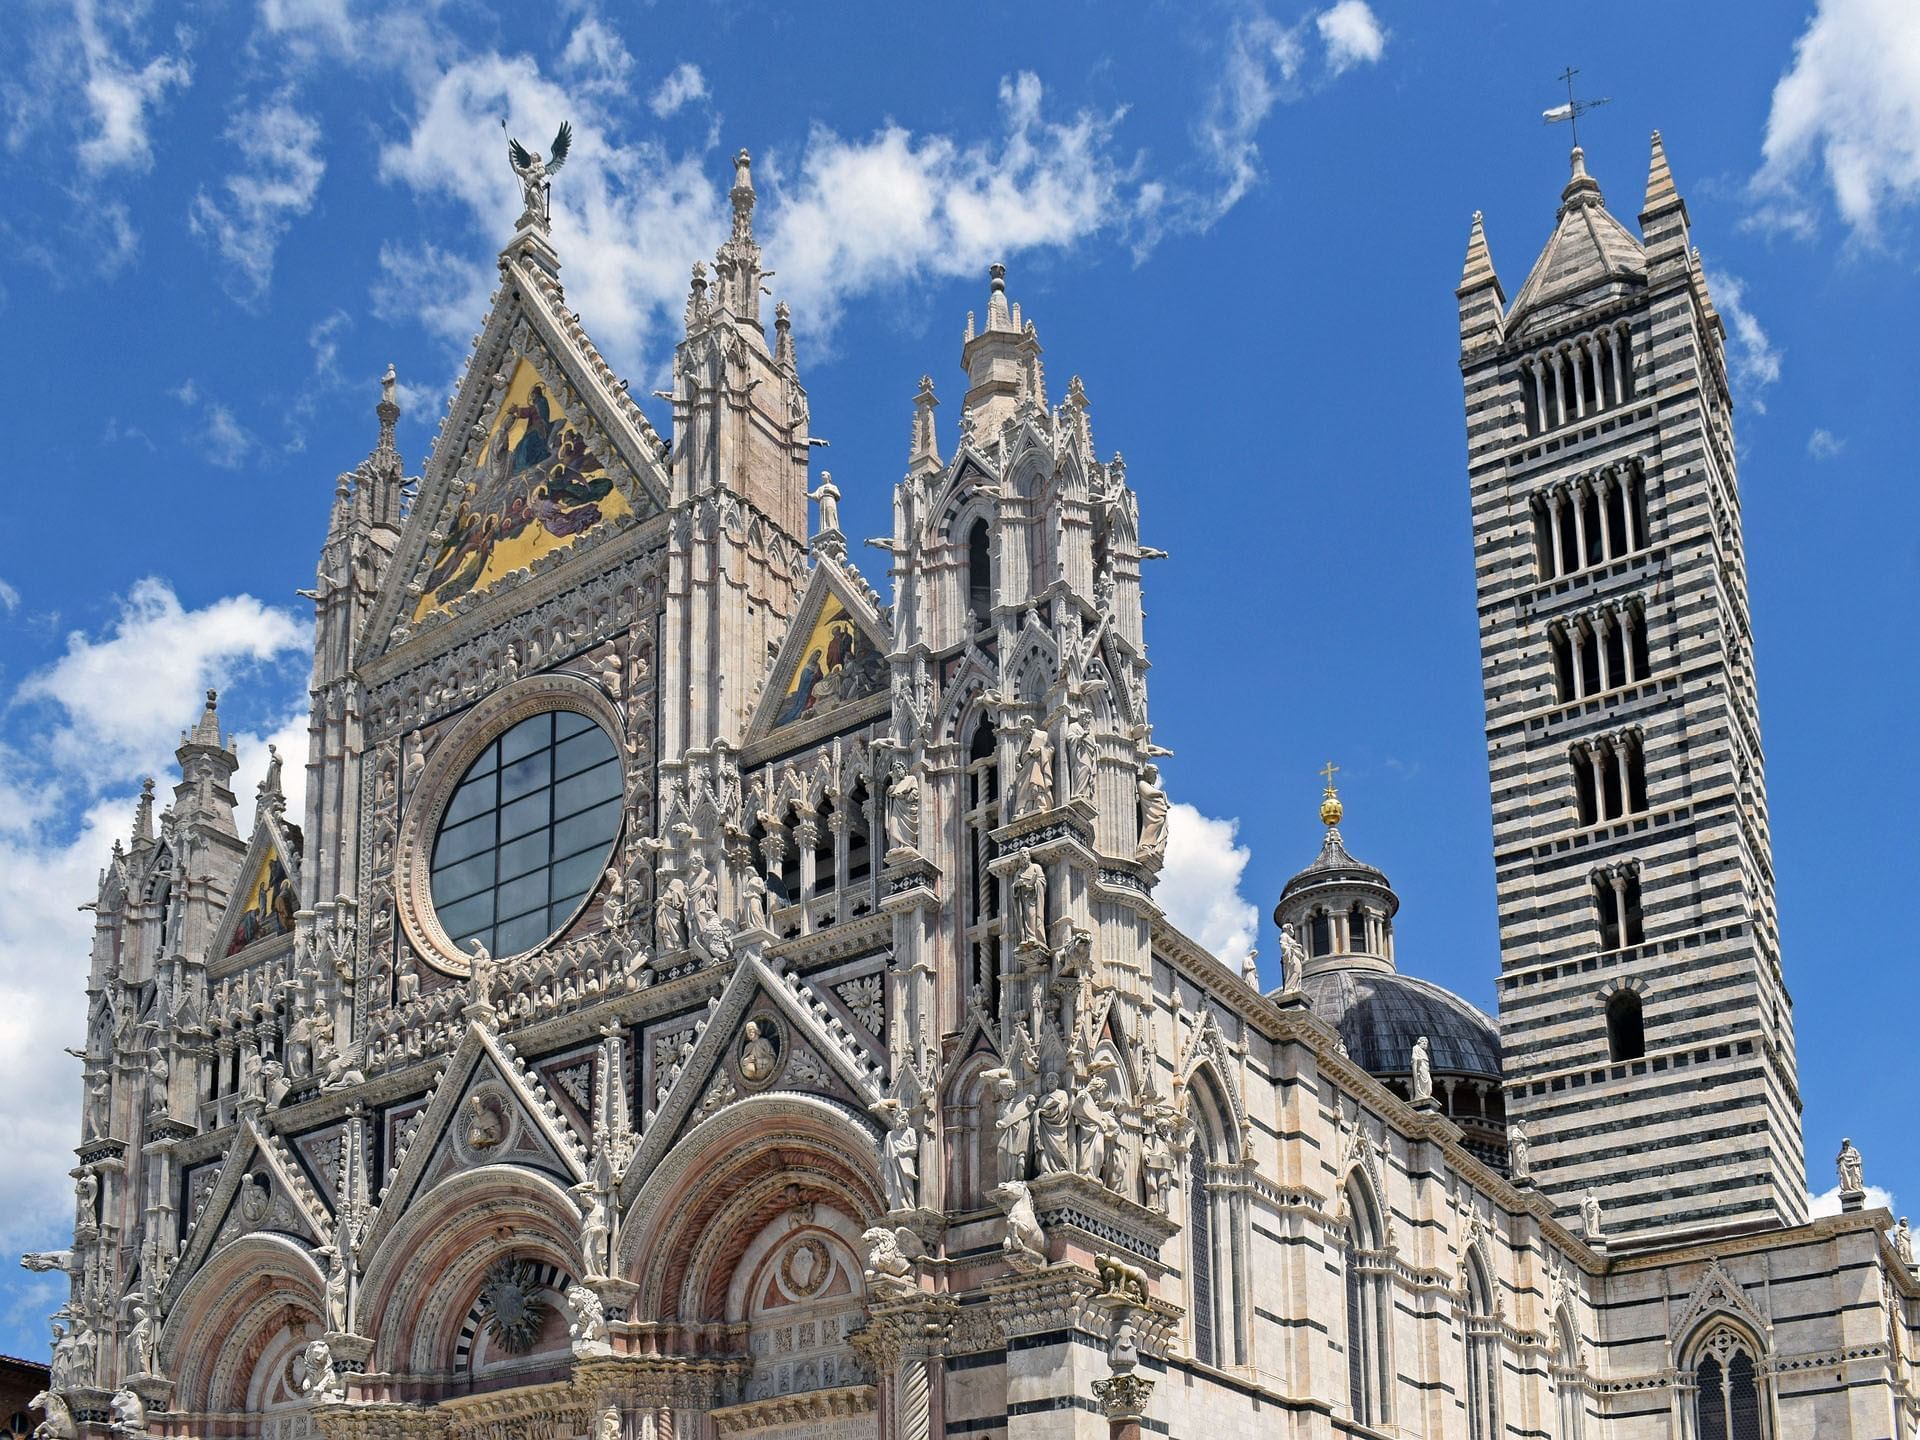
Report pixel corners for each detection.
[506,121,572,227]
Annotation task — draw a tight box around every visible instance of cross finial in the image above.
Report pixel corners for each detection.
[1319,760,1339,791]
[1544,66,1611,149]
[1318,761,1343,828]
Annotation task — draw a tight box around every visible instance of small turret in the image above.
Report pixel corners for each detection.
[1638,130,1690,276]
[960,264,1046,445]
[714,148,765,328]
[1456,211,1505,354]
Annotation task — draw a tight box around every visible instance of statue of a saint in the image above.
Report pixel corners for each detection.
[872,1097,922,1211]
[1892,1217,1914,1267]
[467,939,496,1007]
[1135,764,1169,867]
[1072,1071,1121,1186]
[321,1243,349,1332]
[576,1188,611,1281]
[124,1303,154,1378]
[739,1021,777,1084]
[739,871,772,932]
[505,121,572,228]
[1508,1119,1532,1183]
[1278,927,1306,991]
[1837,1136,1865,1194]
[884,762,922,855]
[1014,721,1055,816]
[1066,714,1097,802]
[1011,850,1047,951]
[808,475,842,536]
[1034,1073,1072,1174]
[983,1067,1032,1182]
[1410,1035,1434,1105]
[1580,1188,1604,1241]
[657,876,689,950]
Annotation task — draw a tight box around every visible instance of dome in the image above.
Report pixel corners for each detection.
[1297,967,1502,1081]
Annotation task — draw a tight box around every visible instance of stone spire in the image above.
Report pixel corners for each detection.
[1456,211,1505,353]
[960,263,1045,445]
[173,690,241,844]
[909,374,941,475]
[132,777,156,847]
[714,148,765,327]
[1560,145,1604,213]
[1639,130,1691,275]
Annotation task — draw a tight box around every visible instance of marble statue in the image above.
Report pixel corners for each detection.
[298,1339,343,1401]
[565,1284,610,1353]
[20,1250,74,1275]
[108,1388,146,1438]
[983,1066,1032,1182]
[1011,850,1047,951]
[322,1242,349,1332]
[506,121,571,226]
[739,870,772,931]
[1508,1120,1532,1183]
[739,1020,777,1083]
[1410,1035,1433,1104]
[1278,928,1306,992]
[990,1180,1046,1270]
[576,1187,612,1280]
[1034,1073,1072,1175]
[871,1097,921,1211]
[1580,1189,1604,1242]
[657,876,689,950]
[809,474,842,535]
[467,939,496,1007]
[31,1390,75,1440]
[861,1225,921,1295]
[1134,765,1169,867]
[885,762,921,855]
[1066,713,1097,802]
[1072,1070,1121,1186]
[1014,721,1055,816]
[124,1301,155,1377]
[1837,1136,1864,1194]
[1892,1217,1914,1267]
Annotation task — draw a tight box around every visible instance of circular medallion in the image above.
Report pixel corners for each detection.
[779,1237,832,1299]
[457,1090,514,1161]
[736,1014,784,1089]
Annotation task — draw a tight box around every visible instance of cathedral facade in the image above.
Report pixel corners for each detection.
[28,133,1919,1440]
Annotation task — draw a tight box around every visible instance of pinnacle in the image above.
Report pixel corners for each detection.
[1459,210,1498,291]
[1560,146,1603,211]
[1642,129,1678,214]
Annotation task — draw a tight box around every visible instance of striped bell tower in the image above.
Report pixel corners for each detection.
[1457,135,1805,1242]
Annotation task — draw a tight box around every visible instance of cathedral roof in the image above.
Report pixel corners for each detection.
[1504,147,1645,336]
[1299,967,1502,1080]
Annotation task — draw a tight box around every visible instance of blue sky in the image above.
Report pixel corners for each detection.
[1,0,1915,1360]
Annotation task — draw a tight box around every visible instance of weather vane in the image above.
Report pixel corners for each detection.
[1542,67,1610,149]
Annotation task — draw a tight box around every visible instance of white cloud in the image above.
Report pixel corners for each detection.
[1317,0,1387,76]
[205,403,254,469]
[1755,0,1920,238]
[1157,802,1262,974]
[1807,427,1846,460]
[189,99,327,302]
[1705,270,1782,411]
[1808,1182,1896,1217]
[69,0,192,174]
[648,60,706,118]
[16,578,308,777]
[764,72,1130,329]
[0,579,19,613]
[0,579,309,1254]
[1192,2,1387,226]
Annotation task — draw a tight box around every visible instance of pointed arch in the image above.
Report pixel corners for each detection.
[1681,1315,1770,1440]
[943,1046,1004,1210]
[1553,1304,1587,1440]
[1183,1062,1245,1368]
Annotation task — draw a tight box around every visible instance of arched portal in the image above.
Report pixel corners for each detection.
[161,1233,326,1431]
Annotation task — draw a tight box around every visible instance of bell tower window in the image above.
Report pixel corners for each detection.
[968,519,992,631]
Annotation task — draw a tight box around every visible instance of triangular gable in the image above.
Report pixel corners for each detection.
[618,951,887,1209]
[363,249,671,660]
[1671,1256,1770,1348]
[358,1022,589,1256]
[925,448,1001,538]
[209,811,301,962]
[746,559,891,748]
[166,1116,331,1308]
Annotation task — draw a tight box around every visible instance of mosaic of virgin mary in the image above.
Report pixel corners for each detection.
[414,358,633,618]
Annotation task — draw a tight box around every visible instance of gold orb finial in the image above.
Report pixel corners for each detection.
[1318,760,1343,827]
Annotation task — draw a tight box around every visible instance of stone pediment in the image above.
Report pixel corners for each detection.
[1672,1256,1770,1348]
[359,1022,590,1255]
[167,1116,332,1308]
[747,561,892,751]
[363,248,671,664]
[622,951,888,1209]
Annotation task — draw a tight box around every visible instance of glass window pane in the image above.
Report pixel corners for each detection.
[496,870,549,924]
[499,713,551,764]
[436,890,493,939]
[496,908,551,956]
[496,830,550,883]
[434,813,496,865]
[553,709,593,740]
[555,728,617,780]
[548,848,605,908]
[499,791,549,843]
[431,852,495,907]
[442,774,497,827]
[553,797,621,861]
[554,759,621,821]
[500,749,552,803]
[464,742,499,779]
